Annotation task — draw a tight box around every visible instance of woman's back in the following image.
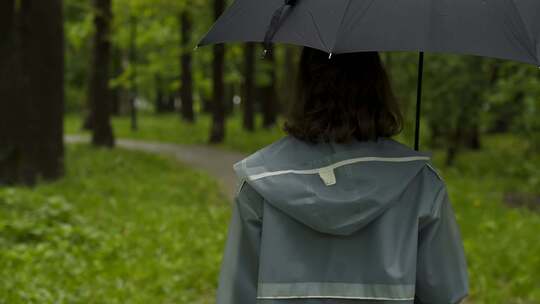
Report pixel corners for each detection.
[216,48,468,304]
[217,135,468,303]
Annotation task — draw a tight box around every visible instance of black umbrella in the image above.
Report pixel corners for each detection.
[198,0,540,150]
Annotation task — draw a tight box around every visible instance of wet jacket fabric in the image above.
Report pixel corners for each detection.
[216,136,469,304]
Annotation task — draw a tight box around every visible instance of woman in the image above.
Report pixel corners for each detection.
[216,47,469,304]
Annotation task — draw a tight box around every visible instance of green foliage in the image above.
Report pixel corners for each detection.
[64,0,217,112]
[64,0,297,115]
[0,145,230,303]
[425,55,489,138]
[486,62,540,152]
[63,0,540,153]
[385,52,540,154]
[64,0,94,112]
[111,0,182,100]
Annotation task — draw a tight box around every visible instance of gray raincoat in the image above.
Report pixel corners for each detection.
[216,136,469,304]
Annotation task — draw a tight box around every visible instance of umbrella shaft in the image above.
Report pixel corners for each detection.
[414,52,424,151]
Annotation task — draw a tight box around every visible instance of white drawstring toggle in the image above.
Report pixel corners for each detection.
[318,167,336,186]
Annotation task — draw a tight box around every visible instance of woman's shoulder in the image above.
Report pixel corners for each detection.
[378,137,433,158]
[239,136,435,168]
[237,135,313,169]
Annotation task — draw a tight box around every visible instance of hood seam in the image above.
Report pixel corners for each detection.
[247,156,431,181]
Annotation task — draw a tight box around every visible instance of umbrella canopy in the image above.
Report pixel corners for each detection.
[199,0,540,65]
[198,0,540,151]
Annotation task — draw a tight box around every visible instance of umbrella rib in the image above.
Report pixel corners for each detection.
[332,0,376,53]
[505,0,537,62]
[330,0,352,53]
[307,10,329,52]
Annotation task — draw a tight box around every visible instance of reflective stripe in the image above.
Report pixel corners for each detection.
[257,282,415,300]
[249,156,430,181]
[257,296,414,300]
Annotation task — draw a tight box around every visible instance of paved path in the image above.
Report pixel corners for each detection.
[65,135,247,201]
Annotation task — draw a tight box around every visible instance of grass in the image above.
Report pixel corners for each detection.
[0,145,231,303]
[436,136,540,303]
[65,111,286,154]
[12,112,540,303]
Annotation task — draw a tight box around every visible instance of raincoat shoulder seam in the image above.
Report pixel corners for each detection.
[235,180,264,221]
[425,162,444,182]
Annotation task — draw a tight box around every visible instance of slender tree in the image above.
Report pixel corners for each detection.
[0,0,65,185]
[89,0,115,147]
[225,83,236,116]
[110,46,123,115]
[180,9,195,122]
[209,0,226,143]
[154,74,175,113]
[242,42,256,131]
[155,74,166,113]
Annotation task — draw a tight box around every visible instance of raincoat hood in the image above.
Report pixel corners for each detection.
[233,136,433,236]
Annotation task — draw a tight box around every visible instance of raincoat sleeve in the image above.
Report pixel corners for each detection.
[415,182,469,304]
[216,180,263,304]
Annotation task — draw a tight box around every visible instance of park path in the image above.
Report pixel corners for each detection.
[65,135,247,201]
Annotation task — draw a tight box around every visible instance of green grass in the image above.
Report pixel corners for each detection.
[0,145,231,303]
[438,139,540,303]
[67,112,540,303]
[65,112,286,154]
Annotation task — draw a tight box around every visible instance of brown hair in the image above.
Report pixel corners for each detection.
[284,47,403,144]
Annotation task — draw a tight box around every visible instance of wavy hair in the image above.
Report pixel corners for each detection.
[284,47,403,144]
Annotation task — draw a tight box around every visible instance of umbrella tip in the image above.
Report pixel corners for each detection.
[193,45,199,51]
[261,49,269,59]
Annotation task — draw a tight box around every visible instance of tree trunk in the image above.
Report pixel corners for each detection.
[89,0,115,147]
[262,45,278,128]
[24,0,65,179]
[110,46,122,116]
[464,124,482,150]
[155,74,167,113]
[445,138,460,167]
[0,0,24,184]
[242,42,256,131]
[225,83,235,116]
[445,109,468,166]
[209,0,226,143]
[0,0,65,185]
[180,10,195,123]
[428,122,444,149]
